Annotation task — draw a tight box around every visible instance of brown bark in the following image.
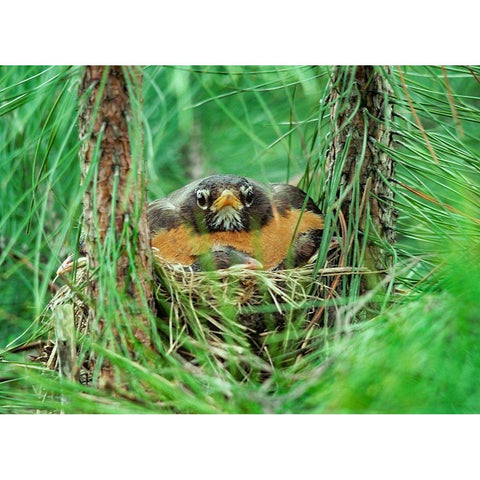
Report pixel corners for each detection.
[326,66,396,279]
[78,66,154,388]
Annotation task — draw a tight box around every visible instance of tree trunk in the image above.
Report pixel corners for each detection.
[326,66,396,288]
[78,66,154,388]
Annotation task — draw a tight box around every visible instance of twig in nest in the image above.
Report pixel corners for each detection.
[306,209,347,330]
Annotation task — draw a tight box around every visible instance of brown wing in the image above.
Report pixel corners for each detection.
[270,183,324,268]
[270,183,321,215]
[147,197,183,233]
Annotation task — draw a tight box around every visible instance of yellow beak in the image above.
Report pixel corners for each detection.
[212,189,242,211]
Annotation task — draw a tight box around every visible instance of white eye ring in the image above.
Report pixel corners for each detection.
[241,185,254,207]
[196,189,209,210]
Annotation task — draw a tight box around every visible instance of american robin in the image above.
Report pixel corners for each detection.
[148,174,324,270]
[57,174,324,275]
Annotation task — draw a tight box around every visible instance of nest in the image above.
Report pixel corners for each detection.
[35,244,358,382]
[33,267,91,383]
[155,250,341,349]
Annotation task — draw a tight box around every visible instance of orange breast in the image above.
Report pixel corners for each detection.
[151,208,324,269]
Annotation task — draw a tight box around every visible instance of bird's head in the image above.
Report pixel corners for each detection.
[197,245,264,271]
[183,175,273,233]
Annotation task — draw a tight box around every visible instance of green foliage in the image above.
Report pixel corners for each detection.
[281,239,480,413]
[1,65,480,413]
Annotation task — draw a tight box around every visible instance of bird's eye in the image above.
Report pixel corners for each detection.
[244,187,254,207]
[196,189,209,210]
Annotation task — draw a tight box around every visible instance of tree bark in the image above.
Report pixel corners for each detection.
[326,66,396,284]
[78,66,154,388]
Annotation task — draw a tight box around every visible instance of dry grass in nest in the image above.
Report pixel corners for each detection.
[33,267,90,382]
[152,245,353,361]
[35,244,364,380]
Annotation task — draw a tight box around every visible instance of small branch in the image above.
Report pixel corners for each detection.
[392,178,480,225]
[441,66,464,137]
[53,304,77,381]
[397,66,439,165]
[467,67,480,86]
[6,249,60,294]
[9,340,44,354]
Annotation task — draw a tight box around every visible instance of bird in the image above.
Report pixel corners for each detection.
[57,174,324,275]
[56,241,87,276]
[147,174,324,270]
[189,245,263,272]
